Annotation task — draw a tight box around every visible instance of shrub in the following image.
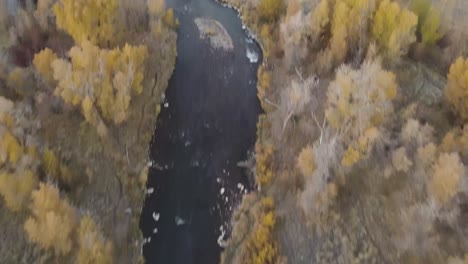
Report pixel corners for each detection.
[445,57,468,120]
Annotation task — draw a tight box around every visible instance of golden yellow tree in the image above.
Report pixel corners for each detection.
[0,103,40,212]
[0,170,37,211]
[50,41,147,135]
[372,0,418,58]
[24,183,77,256]
[33,48,58,84]
[53,0,118,46]
[411,0,442,45]
[310,0,330,40]
[429,153,465,204]
[445,57,468,121]
[77,215,114,264]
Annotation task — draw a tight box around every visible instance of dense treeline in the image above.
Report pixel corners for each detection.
[222,0,468,263]
[0,0,177,262]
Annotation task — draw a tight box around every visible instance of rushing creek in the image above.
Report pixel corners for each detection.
[139,0,262,262]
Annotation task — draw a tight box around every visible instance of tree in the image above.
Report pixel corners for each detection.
[410,0,442,45]
[372,0,418,58]
[280,11,309,70]
[429,153,465,204]
[33,48,58,84]
[50,41,148,135]
[280,76,316,132]
[0,170,38,211]
[24,183,77,256]
[42,148,74,185]
[257,0,284,22]
[325,60,397,142]
[445,57,468,121]
[310,0,330,41]
[77,215,113,264]
[53,0,118,46]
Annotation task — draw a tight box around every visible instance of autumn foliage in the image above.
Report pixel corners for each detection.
[372,0,418,58]
[77,216,114,264]
[445,57,468,121]
[257,0,284,22]
[244,197,280,264]
[53,0,118,46]
[429,153,465,204]
[34,41,149,136]
[24,183,77,256]
[325,60,397,141]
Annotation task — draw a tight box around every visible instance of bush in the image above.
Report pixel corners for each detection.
[445,57,468,120]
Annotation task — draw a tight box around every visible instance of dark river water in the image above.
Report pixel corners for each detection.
[139,0,262,262]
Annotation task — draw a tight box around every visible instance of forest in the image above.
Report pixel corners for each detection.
[0,0,177,262]
[220,0,468,263]
[0,0,468,263]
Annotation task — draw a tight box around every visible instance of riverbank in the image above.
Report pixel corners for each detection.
[0,3,177,262]
[221,0,468,263]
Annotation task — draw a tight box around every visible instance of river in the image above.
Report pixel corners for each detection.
[139,0,262,262]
